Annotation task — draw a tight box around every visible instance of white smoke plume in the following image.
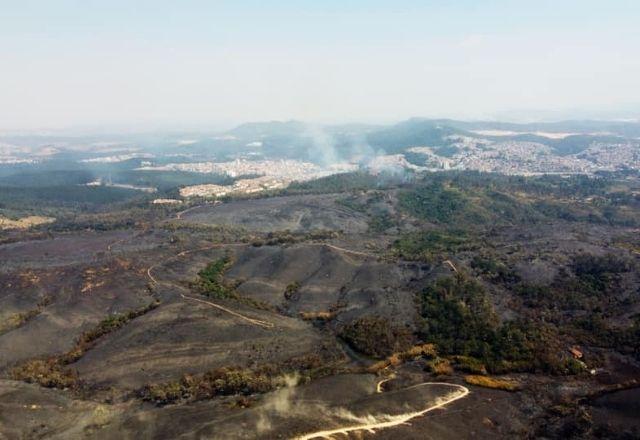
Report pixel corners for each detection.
[255,373,301,434]
[304,124,340,167]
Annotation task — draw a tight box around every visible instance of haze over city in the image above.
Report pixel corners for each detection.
[2,0,640,130]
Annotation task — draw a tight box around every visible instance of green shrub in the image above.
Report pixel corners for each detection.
[452,355,488,375]
[368,212,396,233]
[193,255,235,299]
[399,183,472,224]
[393,229,472,261]
[471,256,519,283]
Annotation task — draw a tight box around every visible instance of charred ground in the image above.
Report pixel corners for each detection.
[1,170,639,439]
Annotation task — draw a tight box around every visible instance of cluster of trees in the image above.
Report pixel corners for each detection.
[339,316,413,359]
[285,171,382,194]
[193,255,235,299]
[249,229,339,247]
[0,185,144,215]
[418,275,582,374]
[574,314,640,361]
[139,352,339,405]
[515,254,631,311]
[470,256,520,284]
[393,229,473,261]
[139,367,274,405]
[336,274,586,375]
[399,182,473,224]
[468,251,638,366]
[397,172,640,228]
[367,211,396,233]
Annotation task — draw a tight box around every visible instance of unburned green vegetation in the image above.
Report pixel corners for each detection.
[515,253,632,311]
[393,229,474,261]
[285,171,383,194]
[248,229,339,247]
[470,255,520,283]
[399,182,476,224]
[367,211,396,233]
[191,255,274,310]
[418,275,583,374]
[193,255,235,299]
[398,172,640,228]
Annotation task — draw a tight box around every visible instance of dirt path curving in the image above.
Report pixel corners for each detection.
[319,243,377,259]
[179,293,273,328]
[146,243,274,329]
[294,382,470,440]
[175,204,205,220]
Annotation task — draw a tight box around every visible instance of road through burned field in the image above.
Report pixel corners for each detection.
[145,242,275,328]
[293,382,470,440]
[0,212,455,438]
[3,184,639,439]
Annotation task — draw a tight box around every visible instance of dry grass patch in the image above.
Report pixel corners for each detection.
[464,375,520,391]
[0,310,40,335]
[368,343,437,373]
[424,357,453,376]
[0,215,55,230]
[0,296,51,336]
[299,311,336,321]
[10,359,78,389]
[451,355,488,375]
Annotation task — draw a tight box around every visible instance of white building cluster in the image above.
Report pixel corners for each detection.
[173,159,358,198]
[405,139,638,175]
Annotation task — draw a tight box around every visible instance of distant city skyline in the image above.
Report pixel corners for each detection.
[1,0,639,130]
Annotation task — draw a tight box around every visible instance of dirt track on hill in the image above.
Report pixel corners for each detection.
[145,243,274,328]
[145,241,379,330]
[294,382,470,440]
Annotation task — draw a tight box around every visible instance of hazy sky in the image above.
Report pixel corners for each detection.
[1,0,639,130]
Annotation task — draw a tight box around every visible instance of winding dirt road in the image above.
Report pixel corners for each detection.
[179,293,274,328]
[146,243,274,329]
[174,204,206,220]
[140,225,470,437]
[320,243,377,259]
[375,375,395,393]
[294,382,470,440]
